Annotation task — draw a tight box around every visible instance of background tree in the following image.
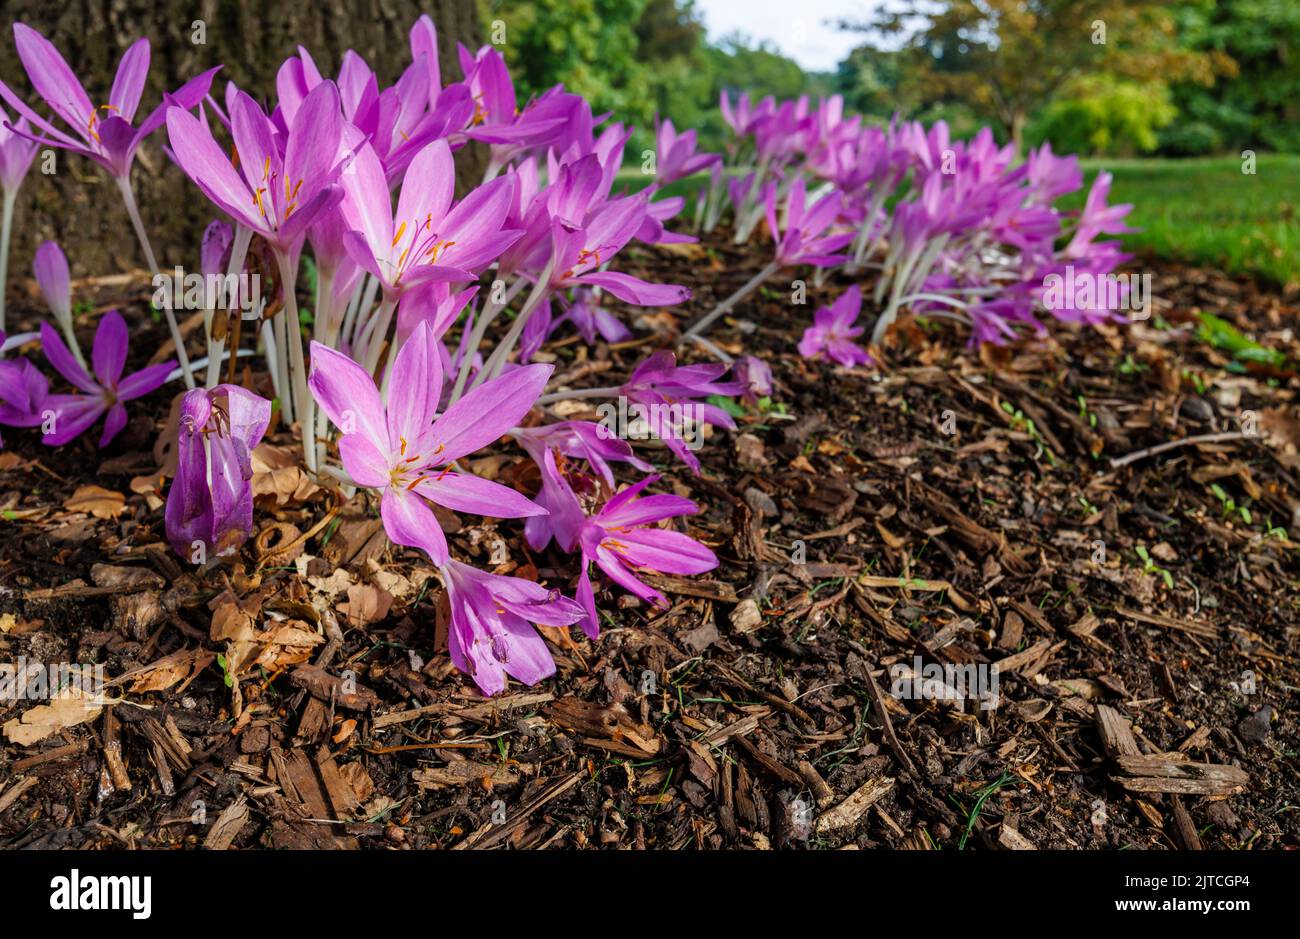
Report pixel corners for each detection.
[839,0,1227,152]
[0,0,482,278]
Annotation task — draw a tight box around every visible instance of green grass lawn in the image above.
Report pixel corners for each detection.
[1074,155,1299,287]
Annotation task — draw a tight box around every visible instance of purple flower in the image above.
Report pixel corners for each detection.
[733,355,773,404]
[0,23,218,180]
[165,81,344,252]
[653,117,720,186]
[548,195,691,305]
[0,331,50,448]
[308,321,551,565]
[618,350,742,474]
[798,285,874,368]
[165,384,270,560]
[39,310,173,446]
[1064,171,1134,259]
[765,177,852,268]
[441,558,584,696]
[554,289,631,346]
[513,420,652,552]
[576,474,718,637]
[339,139,522,299]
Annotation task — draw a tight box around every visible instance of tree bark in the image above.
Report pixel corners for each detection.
[0,0,482,287]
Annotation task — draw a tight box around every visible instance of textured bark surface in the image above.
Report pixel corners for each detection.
[0,0,482,284]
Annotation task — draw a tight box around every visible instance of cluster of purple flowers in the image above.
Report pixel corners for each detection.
[0,18,736,697]
[694,92,1135,363]
[0,19,1139,697]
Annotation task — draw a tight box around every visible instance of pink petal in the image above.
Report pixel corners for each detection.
[307,341,388,453]
[109,38,150,124]
[385,320,442,451]
[91,310,128,386]
[415,472,545,518]
[380,485,449,565]
[338,433,390,487]
[39,321,95,393]
[429,363,551,463]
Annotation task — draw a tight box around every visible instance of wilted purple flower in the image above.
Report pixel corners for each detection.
[441,558,584,696]
[40,310,173,446]
[165,384,270,560]
[733,355,773,404]
[576,474,718,637]
[798,285,873,368]
[308,321,550,565]
[553,290,631,346]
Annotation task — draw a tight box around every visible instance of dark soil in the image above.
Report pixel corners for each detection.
[1,232,1297,850]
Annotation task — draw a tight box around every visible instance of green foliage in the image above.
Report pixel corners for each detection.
[1162,0,1300,155]
[1030,75,1176,156]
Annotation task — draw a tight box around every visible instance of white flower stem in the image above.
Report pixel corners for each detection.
[0,188,16,334]
[273,248,317,474]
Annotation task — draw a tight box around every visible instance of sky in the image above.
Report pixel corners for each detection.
[694,0,876,73]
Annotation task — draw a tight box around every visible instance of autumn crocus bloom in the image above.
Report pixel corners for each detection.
[798,285,873,368]
[765,177,852,268]
[39,310,173,447]
[165,81,344,252]
[32,240,82,365]
[339,139,521,298]
[653,117,720,186]
[513,420,652,552]
[0,24,218,181]
[308,321,550,565]
[441,559,585,696]
[619,350,743,474]
[165,384,270,560]
[576,474,718,637]
[0,331,50,448]
[0,104,38,332]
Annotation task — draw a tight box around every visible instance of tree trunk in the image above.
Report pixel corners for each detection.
[0,0,482,289]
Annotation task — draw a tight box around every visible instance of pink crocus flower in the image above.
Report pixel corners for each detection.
[512,420,652,552]
[0,330,50,448]
[308,321,550,565]
[338,139,521,300]
[441,559,585,697]
[798,285,874,368]
[165,81,345,253]
[576,474,718,637]
[1064,171,1135,259]
[0,24,219,180]
[618,350,743,474]
[165,384,271,560]
[39,310,174,446]
[765,177,852,268]
[0,104,38,191]
[653,116,721,186]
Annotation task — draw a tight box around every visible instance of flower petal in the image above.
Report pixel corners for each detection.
[307,341,387,453]
[91,310,128,386]
[415,472,546,518]
[379,485,448,565]
[430,363,551,462]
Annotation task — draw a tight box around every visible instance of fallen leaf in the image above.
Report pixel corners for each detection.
[3,689,104,746]
[340,584,393,626]
[63,485,126,519]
